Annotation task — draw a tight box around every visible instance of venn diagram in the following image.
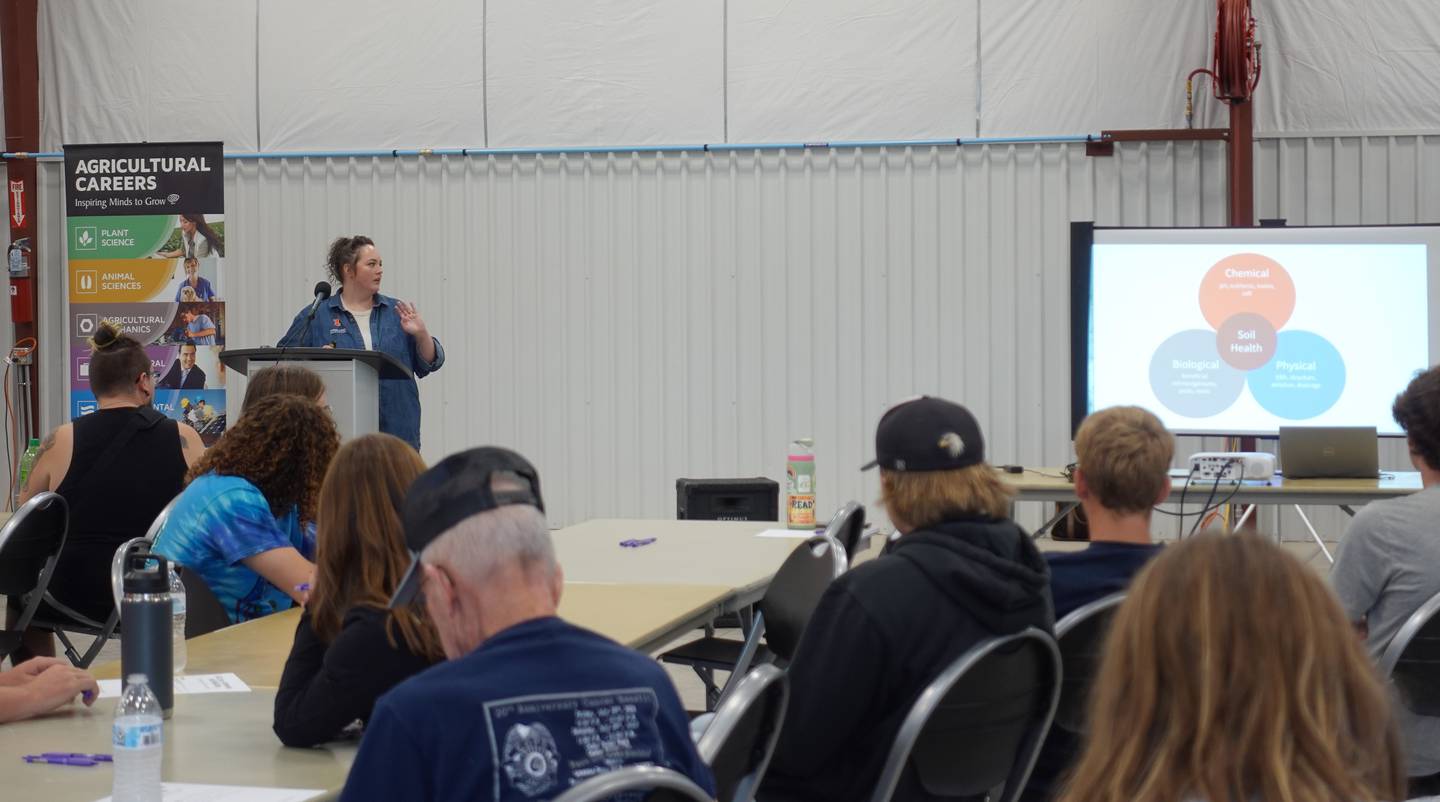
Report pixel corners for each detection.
[1148,253,1346,419]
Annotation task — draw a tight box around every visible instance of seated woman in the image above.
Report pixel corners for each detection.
[8,321,203,659]
[0,657,99,724]
[273,434,444,747]
[241,363,326,412]
[1058,534,1404,802]
[152,394,339,624]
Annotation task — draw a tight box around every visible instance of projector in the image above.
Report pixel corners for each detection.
[1187,452,1276,482]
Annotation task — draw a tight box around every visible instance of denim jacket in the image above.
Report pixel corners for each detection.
[280,293,444,449]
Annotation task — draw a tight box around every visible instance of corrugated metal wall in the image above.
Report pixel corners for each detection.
[1255,135,1440,542]
[33,135,1440,532]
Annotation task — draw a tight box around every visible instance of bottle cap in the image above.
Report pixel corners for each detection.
[122,553,170,594]
[126,673,147,685]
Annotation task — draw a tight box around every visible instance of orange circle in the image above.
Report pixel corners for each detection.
[1198,253,1295,331]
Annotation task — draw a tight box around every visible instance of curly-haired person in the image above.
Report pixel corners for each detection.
[153,394,339,624]
[1332,363,1440,795]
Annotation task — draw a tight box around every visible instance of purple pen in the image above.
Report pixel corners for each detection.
[39,752,111,762]
[23,755,100,766]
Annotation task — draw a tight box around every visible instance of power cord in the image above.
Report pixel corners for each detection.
[1189,464,1230,538]
[1153,460,1246,537]
[3,337,37,512]
[1156,466,1199,538]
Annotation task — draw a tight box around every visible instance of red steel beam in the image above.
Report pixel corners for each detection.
[1,0,42,436]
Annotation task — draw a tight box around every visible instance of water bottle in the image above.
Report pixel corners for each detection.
[14,437,39,507]
[112,673,163,802]
[121,554,173,717]
[786,438,817,530]
[169,567,187,674]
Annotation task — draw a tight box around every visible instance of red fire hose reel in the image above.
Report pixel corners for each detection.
[1186,0,1262,126]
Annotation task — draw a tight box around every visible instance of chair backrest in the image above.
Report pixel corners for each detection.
[110,537,155,615]
[1052,592,1125,733]
[823,501,866,564]
[0,492,69,599]
[869,627,1062,802]
[1380,588,1440,717]
[550,764,715,802]
[178,566,232,637]
[757,532,846,661]
[111,494,186,614]
[696,665,789,802]
[143,492,183,544]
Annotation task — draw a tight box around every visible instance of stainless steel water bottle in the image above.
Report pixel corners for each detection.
[121,553,174,718]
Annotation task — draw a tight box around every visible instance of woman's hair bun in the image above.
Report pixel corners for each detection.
[88,320,122,351]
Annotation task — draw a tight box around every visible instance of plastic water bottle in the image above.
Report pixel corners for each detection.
[14,437,39,507]
[169,568,187,674]
[786,438,816,530]
[112,673,163,802]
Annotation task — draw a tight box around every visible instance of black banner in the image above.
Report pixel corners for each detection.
[63,141,224,217]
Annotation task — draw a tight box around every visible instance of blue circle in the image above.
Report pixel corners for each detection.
[1246,330,1346,419]
[1148,329,1246,417]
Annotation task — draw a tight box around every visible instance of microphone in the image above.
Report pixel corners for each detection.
[277,281,332,349]
[305,281,332,320]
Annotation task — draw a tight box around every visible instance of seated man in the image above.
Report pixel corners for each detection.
[1332,365,1440,795]
[1046,405,1170,619]
[340,447,713,802]
[1021,405,1170,801]
[760,396,1053,802]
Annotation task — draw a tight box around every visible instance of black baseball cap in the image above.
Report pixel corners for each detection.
[388,446,545,608]
[860,396,986,472]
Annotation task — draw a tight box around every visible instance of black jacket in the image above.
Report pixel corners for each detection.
[760,515,1054,802]
[273,607,438,747]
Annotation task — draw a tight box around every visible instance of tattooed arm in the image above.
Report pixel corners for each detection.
[177,422,205,468]
[20,425,72,504]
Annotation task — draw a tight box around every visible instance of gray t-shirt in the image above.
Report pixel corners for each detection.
[1332,484,1440,776]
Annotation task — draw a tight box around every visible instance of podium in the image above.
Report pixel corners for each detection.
[219,348,411,440]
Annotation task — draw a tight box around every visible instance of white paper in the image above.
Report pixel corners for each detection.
[94,783,323,802]
[96,672,252,699]
[754,528,820,539]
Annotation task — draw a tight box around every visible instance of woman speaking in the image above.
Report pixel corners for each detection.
[280,236,443,449]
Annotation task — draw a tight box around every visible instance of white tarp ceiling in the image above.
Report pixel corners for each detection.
[727,0,977,143]
[33,0,1440,153]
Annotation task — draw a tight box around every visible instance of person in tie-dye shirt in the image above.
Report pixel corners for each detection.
[153,394,339,624]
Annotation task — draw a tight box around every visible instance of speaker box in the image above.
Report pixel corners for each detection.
[676,477,779,521]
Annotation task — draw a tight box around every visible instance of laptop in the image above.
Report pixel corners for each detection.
[1278,426,1380,479]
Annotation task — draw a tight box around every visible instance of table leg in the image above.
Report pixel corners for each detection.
[1292,505,1335,564]
[1031,502,1078,539]
[1234,504,1257,532]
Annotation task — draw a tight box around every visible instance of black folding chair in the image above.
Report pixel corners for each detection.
[1051,592,1124,733]
[660,532,846,709]
[551,764,715,802]
[696,664,789,802]
[0,492,69,662]
[869,627,1062,802]
[1380,588,1440,719]
[111,536,231,639]
[179,566,232,637]
[825,501,867,565]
